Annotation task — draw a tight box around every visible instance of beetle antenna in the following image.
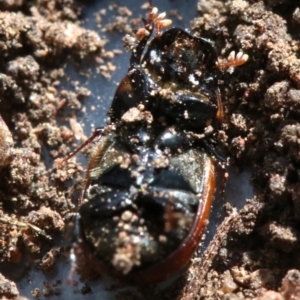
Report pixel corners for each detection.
[217,50,249,72]
[148,6,172,37]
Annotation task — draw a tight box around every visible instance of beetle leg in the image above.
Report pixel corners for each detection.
[64,212,82,284]
[200,142,228,194]
[139,189,197,213]
[216,88,224,122]
[201,139,227,163]
[58,125,116,165]
[130,29,152,66]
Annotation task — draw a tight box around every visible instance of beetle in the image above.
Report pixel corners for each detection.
[63,4,248,285]
[79,124,216,284]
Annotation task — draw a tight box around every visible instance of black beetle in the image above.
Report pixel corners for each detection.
[63,5,247,285]
[74,8,221,285]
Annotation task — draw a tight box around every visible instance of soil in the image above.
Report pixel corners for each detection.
[0,0,299,299]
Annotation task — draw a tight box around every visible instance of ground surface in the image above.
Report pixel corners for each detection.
[0,0,299,299]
